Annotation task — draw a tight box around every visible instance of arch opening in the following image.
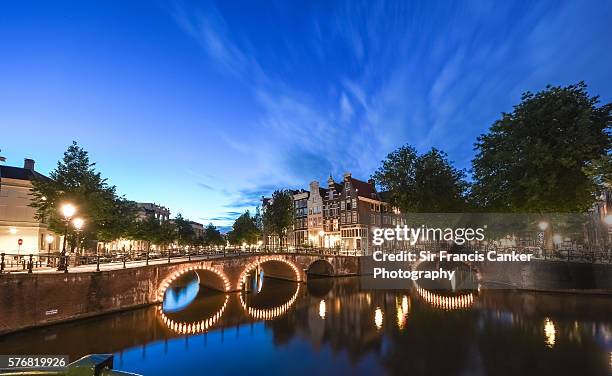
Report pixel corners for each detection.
[158,265,231,302]
[237,256,302,291]
[306,259,335,277]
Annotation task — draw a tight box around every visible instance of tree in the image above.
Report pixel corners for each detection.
[372,146,469,213]
[30,142,137,249]
[228,210,260,245]
[127,215,160,251]
[98,198,138,243]
[174,214,195,247]
[262,190,294,246]
[471,82,611,212]
[155,220,177,249]
[203,223,224,246]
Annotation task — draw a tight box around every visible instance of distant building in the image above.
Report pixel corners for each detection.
[262,172,404,253]
[585,189,612,248]
[307,181,325,247]
[189,221,204,240]
[291,190,309,247]
[137,202,170,222]
[0,159,60,255]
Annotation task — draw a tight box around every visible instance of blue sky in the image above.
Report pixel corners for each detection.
[1,1,611,229]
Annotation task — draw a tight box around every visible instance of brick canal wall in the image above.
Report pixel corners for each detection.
[0,267,162,335]
[479,259,612,291]
[0,255,361,335]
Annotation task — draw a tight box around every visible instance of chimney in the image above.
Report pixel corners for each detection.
[24,158,35,170]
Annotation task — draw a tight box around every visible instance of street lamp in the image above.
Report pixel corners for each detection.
[45,234,54,266]
[538,221,549,231]
[58,203,76,272]
[72,217,85,255]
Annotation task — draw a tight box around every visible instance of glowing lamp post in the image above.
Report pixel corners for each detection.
[58,203,76,272]
[72,217,85,256]
[45,235,54,266]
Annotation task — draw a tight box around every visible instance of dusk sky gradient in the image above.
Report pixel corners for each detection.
[2,1,612,229]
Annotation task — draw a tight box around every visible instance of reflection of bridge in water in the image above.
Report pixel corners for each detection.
[2,275,610,374]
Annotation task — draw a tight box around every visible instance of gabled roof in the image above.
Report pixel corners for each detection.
[0,165,49,181]
[349,177,376,199]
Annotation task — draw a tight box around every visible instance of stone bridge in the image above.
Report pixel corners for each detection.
[156,253,359,298]
[0,254,360,335]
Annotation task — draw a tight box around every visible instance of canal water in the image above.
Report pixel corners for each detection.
[0,275,610,375]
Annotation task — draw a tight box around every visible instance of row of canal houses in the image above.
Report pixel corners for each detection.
[262,172,407,253]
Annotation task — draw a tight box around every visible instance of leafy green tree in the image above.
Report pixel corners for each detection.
[262,190,294,246]
[155,220,177,249]
[203,223,224,246]
[228,210,260,245]
[471,82,611,212]
[173,214,195,247]
[372,146,469,212]
[30,142,137,249]
[127,215,161,251]
[98,198,138,243]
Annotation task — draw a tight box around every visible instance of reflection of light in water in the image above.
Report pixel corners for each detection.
[162,276,200,313]
[257,270,264,293]
[239,284,301,320]
[415,286,474,310]
[158,294,229,335]
[319,300,326,319]
[544,317,556,348]
[374,307,383,330]
[396,295,410,329]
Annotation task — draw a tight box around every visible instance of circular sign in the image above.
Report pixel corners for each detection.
[18,238,23,246]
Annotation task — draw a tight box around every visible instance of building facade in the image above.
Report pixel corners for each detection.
[291,190,309,247]
[137,202,170,222]
[189,221,204,241]
[263,172,404,254]
[0,159,60,256]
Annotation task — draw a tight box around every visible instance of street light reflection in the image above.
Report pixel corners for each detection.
[374,307,383,330]
[544,317,556,348]
[319,300,326,319]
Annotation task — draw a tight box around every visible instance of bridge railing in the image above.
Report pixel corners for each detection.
[0,247,365,275]
[4,245,606,274]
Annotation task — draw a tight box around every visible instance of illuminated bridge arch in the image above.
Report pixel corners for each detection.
[414,285,475,311]
[157,264,231,301]
[157,295,229,335]
[239,284,301,320]
[236,255,303,291]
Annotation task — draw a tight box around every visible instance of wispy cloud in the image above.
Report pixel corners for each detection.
[168,0,612,209]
